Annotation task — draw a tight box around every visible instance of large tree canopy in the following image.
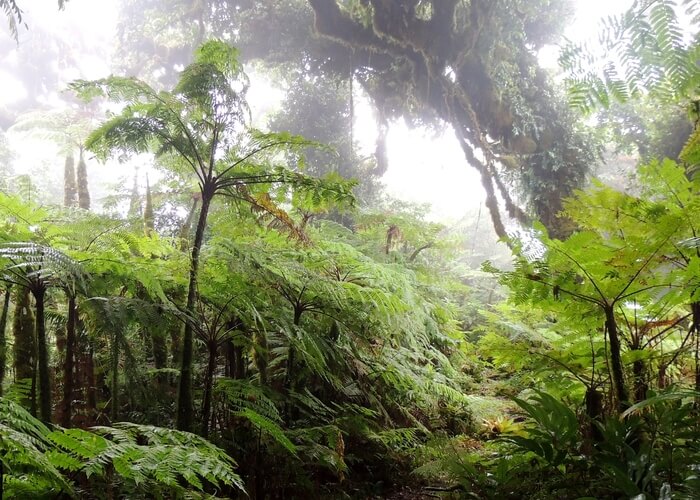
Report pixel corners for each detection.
[113,0,597,238]
[300,0,598,238]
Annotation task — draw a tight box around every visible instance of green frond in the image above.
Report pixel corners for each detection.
[0,242,87,292]
[234,407,297,456]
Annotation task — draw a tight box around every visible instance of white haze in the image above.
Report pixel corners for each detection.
[1,0,631,222]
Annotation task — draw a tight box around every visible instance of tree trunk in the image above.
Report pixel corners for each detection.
[110,331,120,422]
[13,287,35,412]
[144,174,154,235]
[284,307,303,423]
[201,341,218,436]
[32,286,51,422]
[632,358,648,403]
[176,186,213,432]
[254,330,268,386]
[284,307,303,394]
[86,342,97,421]
[0,285,11,397]
[605,307,628,412]
[127,171,142,218]
[77,149,91,210]
[584,388,603,442]
[63,153,77,207]
[152,331,168,387]
[61,294,77,427]
[13,287,34,380]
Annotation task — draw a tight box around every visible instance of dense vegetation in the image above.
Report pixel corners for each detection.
[1,0,700,498]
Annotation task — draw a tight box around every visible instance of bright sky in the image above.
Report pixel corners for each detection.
[1,0,633,218]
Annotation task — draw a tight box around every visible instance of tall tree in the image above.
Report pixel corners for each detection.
[76,149,90,210]
[11,285,34,410]
[0,284,12,396]
[72,40,353,432]
[63,153,78,208]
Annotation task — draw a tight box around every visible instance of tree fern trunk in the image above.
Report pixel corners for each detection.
[201,341,218,436]
[63,153,77,208]
[110,331,120,422]
[177,186,213,432]
[692,302,700,392]
[13,286,34,382]
[61,293,77,427]
[32,286,51,423]
[13,287,35,413]
[284,307,303,395]
[76,149,90,210]
[632,357,647,403]
[0,285,11,397]
[605,307,628,412]
[86,342,97,422]
[144,174,154,236]
[152,331,168,388]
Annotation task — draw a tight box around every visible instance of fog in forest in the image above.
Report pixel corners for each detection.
[2,0,627,228]
[1,1,699,499]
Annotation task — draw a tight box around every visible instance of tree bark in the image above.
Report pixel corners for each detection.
[605,307,628,412]
[61,293,77,427]
[63,153,77,207]
[110,331,120,422]
[0,285,11,397]
[32,286,51,422]
[86,344,97,419]
[176,185,213,432]
[200,341,218,436]
[77,148,91,210]
[692,302,700,392]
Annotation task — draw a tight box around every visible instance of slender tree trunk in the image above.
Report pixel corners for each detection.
[584,387,603,442]
[152,331,168,387]
[144,174,154,236]
[61,294,77,427]
[632,358,647,403]
[605,307,628,412]
[110,331,120,422]
[201,341,218,436]
[179,197,200,251]
[284,307,303,423]
[224,340,233,378]
[284,307,303,394]
[691,302,700,392]
[63,153,77,208]
[0,285,11,396]
[85,337,97,422]
[32,286,51,422]
[254,331,268,386]
[13,286,34,381]
[233,343,245,379]
[177,187,213,432]
[76,148,91,210]
[225,319,245,379]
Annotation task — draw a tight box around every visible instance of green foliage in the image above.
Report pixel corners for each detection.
[561,0,700,112]
[507,391,580,467]
[0,397,244,498]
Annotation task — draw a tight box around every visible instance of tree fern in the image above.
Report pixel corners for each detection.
[561,0,700,112]
[214,378,296,455]
[0,397,245,498]
[0,398,73,497]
